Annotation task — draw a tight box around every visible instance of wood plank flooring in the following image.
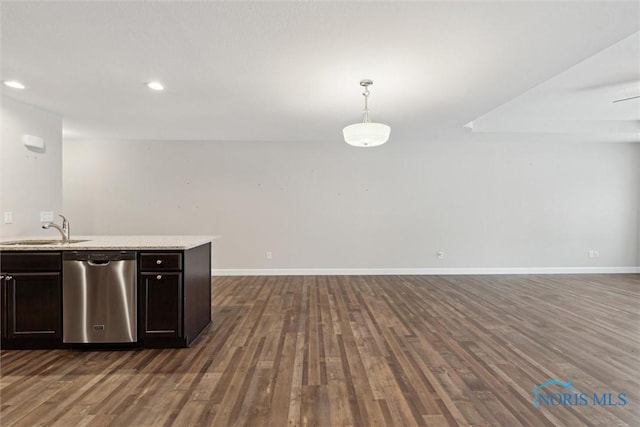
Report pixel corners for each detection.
[1,274,639,426]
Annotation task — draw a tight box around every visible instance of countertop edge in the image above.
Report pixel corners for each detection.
[0,235,220,251]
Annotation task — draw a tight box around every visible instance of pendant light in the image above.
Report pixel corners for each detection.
[343,79,390,147]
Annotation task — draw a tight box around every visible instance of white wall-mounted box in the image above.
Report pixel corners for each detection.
[23,134,45,150]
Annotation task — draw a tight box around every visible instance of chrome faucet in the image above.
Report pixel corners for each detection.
[42,214,70,241]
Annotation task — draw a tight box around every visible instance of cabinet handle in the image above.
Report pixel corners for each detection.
[5,275,12,281]
[156,259,163,265]
[0,275,4,280]
[156,275,162,280]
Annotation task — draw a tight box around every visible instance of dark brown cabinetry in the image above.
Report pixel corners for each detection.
[1,252,63,348]
[138,245,211,348]
[139,253,183,340]
[0,242,211,350]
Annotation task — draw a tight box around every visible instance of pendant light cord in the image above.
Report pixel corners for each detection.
[362,86,370,123]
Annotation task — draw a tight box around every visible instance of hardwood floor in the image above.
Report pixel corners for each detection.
[1,274,638,426]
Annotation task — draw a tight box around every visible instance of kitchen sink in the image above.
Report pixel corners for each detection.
[0,239,90,246]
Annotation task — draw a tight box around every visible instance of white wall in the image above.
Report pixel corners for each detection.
[63,132,640,273]
[1,96,63,238]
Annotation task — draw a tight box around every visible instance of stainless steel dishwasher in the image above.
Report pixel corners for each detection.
[63,251,137,343]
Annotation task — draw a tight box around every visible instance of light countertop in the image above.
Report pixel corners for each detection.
[0,235,220,251]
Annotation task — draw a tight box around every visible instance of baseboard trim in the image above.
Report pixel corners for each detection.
[212,266,640,276]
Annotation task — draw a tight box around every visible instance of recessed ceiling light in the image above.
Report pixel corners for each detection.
[3,80,26,89]
[146,81,164,91]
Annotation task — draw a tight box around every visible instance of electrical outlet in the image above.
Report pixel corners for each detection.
[4,211,13,224]
[436,250,444,259]
[266,251,273,261]
[40,211,54,222]
[588,250,600,258]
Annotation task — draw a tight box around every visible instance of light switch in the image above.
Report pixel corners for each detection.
[40,211,54,222]
[4,211,13,224]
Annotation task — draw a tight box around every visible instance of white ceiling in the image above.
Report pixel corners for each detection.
[1,1,639,143]
[468,32,640,141]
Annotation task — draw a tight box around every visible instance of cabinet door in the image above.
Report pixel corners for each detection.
[6,272,62,339]
[140,272,182,338]
[1,274,6,339]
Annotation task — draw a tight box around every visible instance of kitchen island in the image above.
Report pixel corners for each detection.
[0,235,215,349]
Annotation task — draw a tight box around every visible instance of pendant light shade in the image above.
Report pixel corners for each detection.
[343,122,391,147]
[343,79,390,147]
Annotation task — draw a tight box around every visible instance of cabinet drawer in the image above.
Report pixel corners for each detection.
[139,253,182,271]
[0,252,61,272]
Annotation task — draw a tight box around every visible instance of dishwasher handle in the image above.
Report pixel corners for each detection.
[88,259,111,266]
